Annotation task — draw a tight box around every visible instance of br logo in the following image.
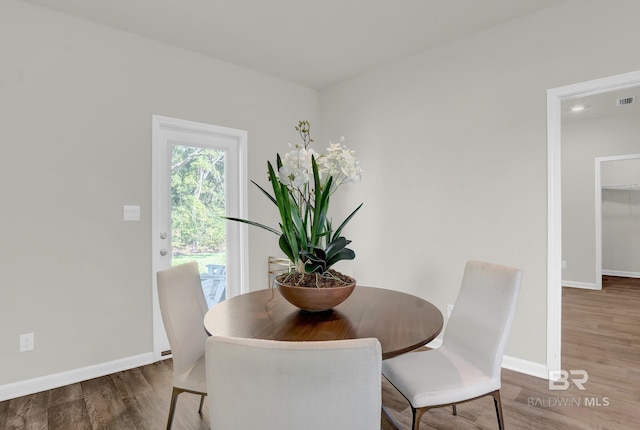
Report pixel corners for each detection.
[548,370,589,391]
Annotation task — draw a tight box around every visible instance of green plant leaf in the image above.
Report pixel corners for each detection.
[279,234,295,262]
[300,247,328,274]
[251,179,277,206]
[221,216,280,235]
[332,203,363,241]
[268,161,300,262]
[325,236,351,260]
[289,202,308,250]
[326,248,356,267]
[310,161,333,246]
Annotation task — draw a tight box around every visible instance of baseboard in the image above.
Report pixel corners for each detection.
[562,280,599,290]
[602,270,640,279]
[0,347,549,401]
[502,355,548,380]
[0,352,154,402]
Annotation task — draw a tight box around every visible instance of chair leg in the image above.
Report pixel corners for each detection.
[411,407,428,430]
[452,404,457,415]
[166,387,182,430]
[491,390,505,430]
[198,394,205,414]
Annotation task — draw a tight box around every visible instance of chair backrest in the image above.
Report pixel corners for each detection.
[206,336,382,430]
[443,260,523,378]
[157,261,209,380]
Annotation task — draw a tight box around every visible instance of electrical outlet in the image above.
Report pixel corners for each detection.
[20,333,34,352]
[447,304,454,318]
[562,260,567,269]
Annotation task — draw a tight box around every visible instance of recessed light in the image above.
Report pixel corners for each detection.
[570,105,585,112]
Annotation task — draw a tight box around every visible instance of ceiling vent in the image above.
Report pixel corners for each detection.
[616,96,635,106]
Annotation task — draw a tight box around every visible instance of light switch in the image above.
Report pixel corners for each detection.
[123,205,140,221]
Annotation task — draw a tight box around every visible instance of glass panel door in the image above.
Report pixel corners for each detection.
[152,115,248,360]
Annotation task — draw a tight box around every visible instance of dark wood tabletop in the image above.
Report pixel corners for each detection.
[203,285,444,360]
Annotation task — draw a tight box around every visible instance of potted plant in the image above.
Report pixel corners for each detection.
[225,121,363,311]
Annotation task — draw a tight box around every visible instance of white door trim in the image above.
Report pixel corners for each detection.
[151,115,248,361]
[546,70,640,376]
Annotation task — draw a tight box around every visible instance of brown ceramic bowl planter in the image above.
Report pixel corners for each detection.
[275,273,356,312]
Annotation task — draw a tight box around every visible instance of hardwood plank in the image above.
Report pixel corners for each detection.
[47,398,91,430]
[111,367,153,399]
[80,375,136,429]
[0,398,8,429]
[139,360,174,400]
[121,391,168,430]
[2,391,48,430]
[47,383,83,408]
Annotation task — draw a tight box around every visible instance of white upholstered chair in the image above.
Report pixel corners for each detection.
[157,261,209,429]
[381,260,523,430]
[206,336,382,430]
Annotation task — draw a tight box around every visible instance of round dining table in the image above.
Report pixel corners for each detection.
[203,285,443,360]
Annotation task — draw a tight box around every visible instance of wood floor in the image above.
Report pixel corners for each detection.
[1,276,639,429]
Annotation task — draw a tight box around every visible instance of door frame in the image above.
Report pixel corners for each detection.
[151,115,248,360]
[546,70,640,376]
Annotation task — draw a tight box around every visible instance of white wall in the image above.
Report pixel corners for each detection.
[602,158,640,187]
[0,0,318,387]
[320,0,640,366]
[562,114,640,284]
[5,0,640,395]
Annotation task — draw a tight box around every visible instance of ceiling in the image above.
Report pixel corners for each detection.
[563,87,640,122]
[21,0,566,89]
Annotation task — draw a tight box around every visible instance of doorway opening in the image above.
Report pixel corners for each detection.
[547,70,640,375]
[596,155,640,288]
